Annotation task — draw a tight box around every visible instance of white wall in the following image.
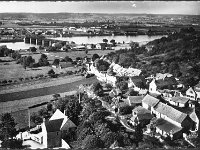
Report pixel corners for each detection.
[41,122,47,148]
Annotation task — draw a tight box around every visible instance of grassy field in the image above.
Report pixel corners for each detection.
[0,49,116,81]
[0,91,77,130]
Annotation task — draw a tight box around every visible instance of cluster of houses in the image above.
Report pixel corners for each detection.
[16,56,200,149]
[84,56,200,141]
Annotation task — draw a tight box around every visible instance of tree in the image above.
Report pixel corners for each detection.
[30,112,43,125]
[91,82,104,96]
[101,131,118,148]
[0,113,17,141]
[1,139,23,149]
[29,47,37,52]
[85,49,88,55]
[130,41,139,49]
[110,39,116,46]
[96,59,110,72]
[52,58,60,66]
[64,56,73,62]
[64,96,82,125]
[82,135,102,149]
[38,54,49,66]
[103,39,108,43]
[119,106,134,115]
[134,124,143,145]
[48,69,56,78]
[116,81,128,92]
[92,53,100,62]
[89,110,111,124]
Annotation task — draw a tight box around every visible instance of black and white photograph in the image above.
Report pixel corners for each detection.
[0,0,200,149]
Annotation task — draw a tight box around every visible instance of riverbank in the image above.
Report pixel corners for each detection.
[0,38,24,43]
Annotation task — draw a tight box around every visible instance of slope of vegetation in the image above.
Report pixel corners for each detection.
[106,27,200,89]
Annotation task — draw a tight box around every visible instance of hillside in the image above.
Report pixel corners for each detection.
[106,27,200,88]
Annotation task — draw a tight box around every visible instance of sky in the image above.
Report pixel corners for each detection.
[0,1,199,15]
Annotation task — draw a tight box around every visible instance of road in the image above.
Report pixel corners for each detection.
[0,76,98,102]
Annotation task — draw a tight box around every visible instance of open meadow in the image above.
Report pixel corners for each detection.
[0,49,117,81]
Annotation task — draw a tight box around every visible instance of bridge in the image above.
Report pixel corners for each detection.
[24,35,67,47]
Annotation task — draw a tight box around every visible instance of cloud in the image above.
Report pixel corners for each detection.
[130,1,137,8]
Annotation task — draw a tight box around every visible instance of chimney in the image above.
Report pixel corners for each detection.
[43,118,45,122]
[64,110,66,116]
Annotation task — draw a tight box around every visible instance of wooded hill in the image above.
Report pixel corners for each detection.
[106,27,200,89]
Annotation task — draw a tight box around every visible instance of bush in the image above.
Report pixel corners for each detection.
[8,80,12,83]
[66,71,73,75]
[119,105,134,115]
[48,69,57,78]
[1,139,23,149]
[2,80,7,84]
[18,78,23,82]
[82,135,102,149]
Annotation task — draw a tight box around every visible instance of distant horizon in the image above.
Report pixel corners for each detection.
[0,12,199,16]
[0,1,199,15]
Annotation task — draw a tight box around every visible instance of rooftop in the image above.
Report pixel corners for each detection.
[45,118,64,132]
[154,102,187,124]
[156,118,182,134]
[127,96,144,104]
[170,96,190,104]
[142,94,160,107]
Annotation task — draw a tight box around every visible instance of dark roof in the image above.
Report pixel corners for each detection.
[130,76,146,87]
[170,96,189,104]
[194,83,200,92]
[156,118,182,134]
[45,118,64,132]
[154,102,187,124]
[156,77,178,90]
[142,94,160,107]
[132,106,153,121]
[61,119,77,131]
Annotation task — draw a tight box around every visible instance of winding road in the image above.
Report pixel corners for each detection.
[0,76,97,102]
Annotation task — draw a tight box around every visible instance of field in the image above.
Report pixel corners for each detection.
[0,49,118,81]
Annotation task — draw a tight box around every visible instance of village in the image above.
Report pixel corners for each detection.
[11,50,200,149]
[0,1,200,149]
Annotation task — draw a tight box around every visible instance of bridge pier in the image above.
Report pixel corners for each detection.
[24,37,31,44]
[37,39,43,46]
[31,38,37,45]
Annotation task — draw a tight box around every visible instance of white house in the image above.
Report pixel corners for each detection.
[169,96,190,107]
[149,79,161,95]
[186,83,200,102]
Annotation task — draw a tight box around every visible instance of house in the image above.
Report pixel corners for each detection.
[155,73,173,80]
[96,43,107,50]
[155,118,183,140]
[71,45,86,51]
[142,94,160,112]
[52,62,72,69]
[110,62,141,77]
[130,106,153,127]
[125,96,144,106]
[149,77,178,95]
[153,102,194,139]
[128,76,146,91]
[186,82,200,101]
[189,108,200,132]
[41,109,76,148]
[169,96,190,107]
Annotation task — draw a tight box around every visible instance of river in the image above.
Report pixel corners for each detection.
[0,35,165,50]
